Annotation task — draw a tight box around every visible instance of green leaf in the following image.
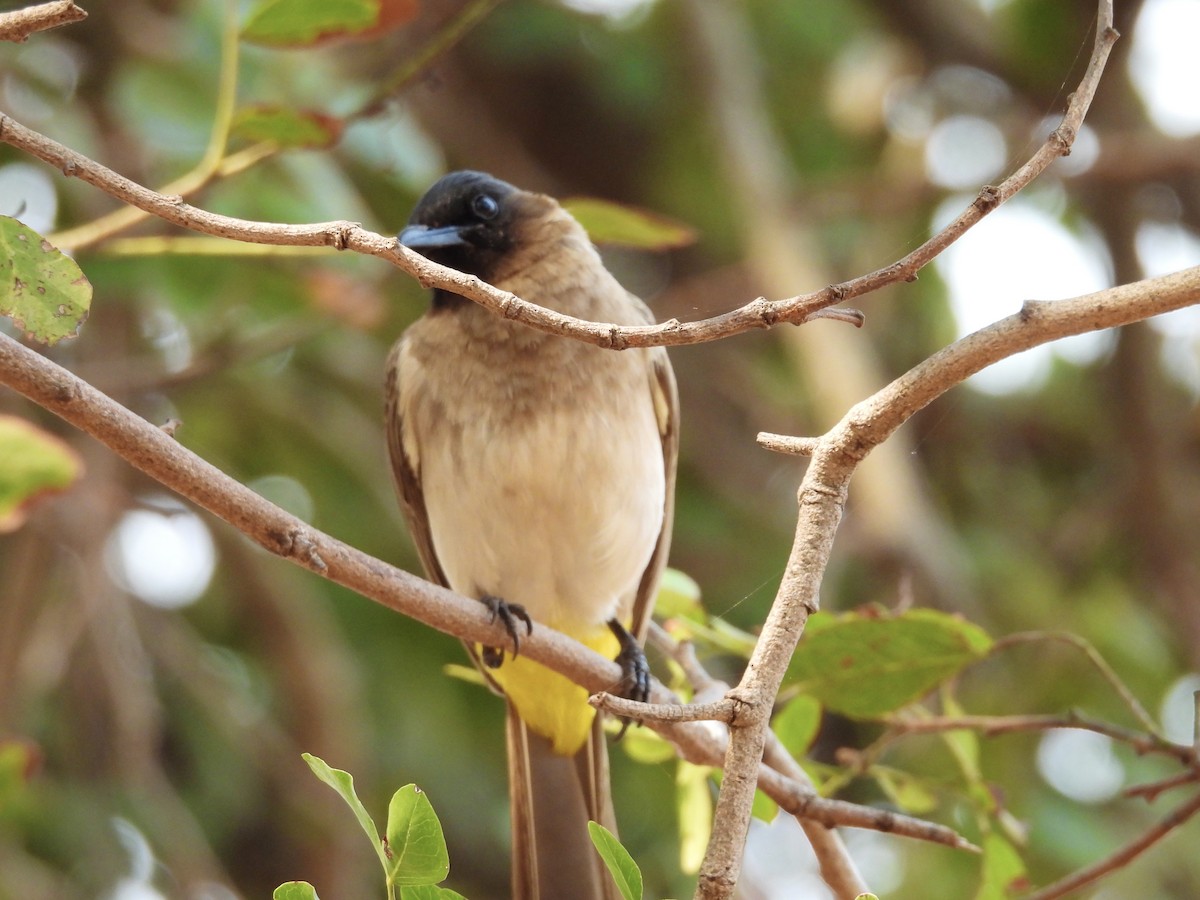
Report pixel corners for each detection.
[242,0,379,46]
[655,567,703,620]
[301,754,388,870]
[784,610,993,717]
[975,832,1027,900]
[563,198,697,250]
[588,821,643,900]
[385,784,450,886]
[619,724,677,764]
[399,886,467,900]
[0,217,92,345]
[0,415,83,533]
[273,883,320,900]
[232,106,344,149]
[773,694,822,758]
[0,739,40,813]
[872,766,939,814]
[750,788,778,823]
[676,763,712,875]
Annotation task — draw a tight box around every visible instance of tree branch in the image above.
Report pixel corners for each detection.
[882,711,1199,768]
[695,6,1119,894]
[0,1,86,43]
[0,328,972,852]
[1026,790,1200,900]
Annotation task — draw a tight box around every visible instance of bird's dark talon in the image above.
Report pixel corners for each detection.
[607,619,651,740]
[481,594,532,664]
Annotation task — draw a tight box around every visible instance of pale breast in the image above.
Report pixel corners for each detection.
[400,317,665,632]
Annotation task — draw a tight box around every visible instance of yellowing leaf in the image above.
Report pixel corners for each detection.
[0,416,83,532]
[232,106,345,149]
[1,217,92,346]
[242,0,379,46]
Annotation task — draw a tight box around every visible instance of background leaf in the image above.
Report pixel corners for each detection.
[242,0,381,46]
[0,217,91,345]
[784,610,993,717]
[975,832,1028,900]
[232,106,345,149]
[676,763,712,875]
[773,694,822,758]
[563,198,697,250]
[0,415,83,533]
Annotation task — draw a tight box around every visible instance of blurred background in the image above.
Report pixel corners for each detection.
[2,0,1199,897]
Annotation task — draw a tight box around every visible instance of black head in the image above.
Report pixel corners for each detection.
[398,171,527,283]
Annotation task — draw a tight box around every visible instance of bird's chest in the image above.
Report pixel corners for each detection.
[410,337,663,627]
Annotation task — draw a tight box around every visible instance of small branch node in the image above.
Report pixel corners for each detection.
[754,298,780,328]
[328,224,353,251]
[273,527,328,572]
[1051,124,1076,156]
[159,417,182,438]
[498,292,521,320]
[974,185,1001,212]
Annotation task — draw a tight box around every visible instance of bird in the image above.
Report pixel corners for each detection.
[385,170,678,900]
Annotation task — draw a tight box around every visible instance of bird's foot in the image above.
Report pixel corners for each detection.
[608,619,651,739]
[479,594,532,668]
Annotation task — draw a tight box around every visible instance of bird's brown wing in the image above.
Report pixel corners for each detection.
[630,346,680,643]
[384,340,450,589]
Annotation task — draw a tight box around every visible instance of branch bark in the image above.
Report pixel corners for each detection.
[693,3,1120,890]
[0,1,86,43]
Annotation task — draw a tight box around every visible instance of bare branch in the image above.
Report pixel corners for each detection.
[883,712,1198,767]
[0,1,86,42]
[591,692,737,724]
[695,6,1120,894]
[1026,790,1200,900]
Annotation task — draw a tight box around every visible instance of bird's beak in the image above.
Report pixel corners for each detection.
[397,224,469,250]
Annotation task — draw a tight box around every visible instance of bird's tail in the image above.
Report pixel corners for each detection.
[506,702,622,900]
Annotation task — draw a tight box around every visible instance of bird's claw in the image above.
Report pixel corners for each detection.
[608,619,651,740]
[480,594,532,668]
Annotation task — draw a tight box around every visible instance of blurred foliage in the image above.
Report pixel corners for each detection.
[2,0,1200,898]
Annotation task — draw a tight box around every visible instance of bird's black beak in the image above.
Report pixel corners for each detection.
[397,224,469,250]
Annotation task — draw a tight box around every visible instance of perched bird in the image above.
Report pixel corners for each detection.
[386,171,678,899]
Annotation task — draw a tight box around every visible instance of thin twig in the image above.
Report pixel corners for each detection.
[1026,790,1200,900]
[992,631,1160,735]
[883,712,1197,767]
[591,692,737,724]
[756,433,819,457]
[1124,771,1200,803]
[0,1,86,42]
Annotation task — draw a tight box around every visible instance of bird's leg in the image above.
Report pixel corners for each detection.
[480,594,533,668]
[607,619,651,739]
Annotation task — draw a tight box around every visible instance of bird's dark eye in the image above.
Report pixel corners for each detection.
[471,193,500,220]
